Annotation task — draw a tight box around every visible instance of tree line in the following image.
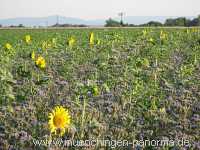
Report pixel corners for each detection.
[105,15,200,27]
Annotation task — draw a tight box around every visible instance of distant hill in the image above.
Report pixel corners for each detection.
[0,15,195,26]
[0,15,104,26]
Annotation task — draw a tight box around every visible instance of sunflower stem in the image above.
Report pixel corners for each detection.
[80,97,86,138]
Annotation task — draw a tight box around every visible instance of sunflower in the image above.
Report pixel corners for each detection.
[52,38,57,47]
[89,32,94,45]
[97,39,101,45]
[186,28,190,34]
[142,29,147,36]
[68,37,75,47]
[42,41,51,50]
[149,38,155,44]
[160,30,167,41]
[31,51,35,60]
[5,43,12,50]
[159,107,166,113]
[25,35,31,44]
[48,106,71,136]
[35,56,46,69]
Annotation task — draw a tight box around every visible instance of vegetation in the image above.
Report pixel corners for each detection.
[140,21,163,27]
[8,24,25,28]
[52,23,88,27]
[105,18,121,27]
[165,16,200,27]
[0,28,200,149]
[105,15,200,27]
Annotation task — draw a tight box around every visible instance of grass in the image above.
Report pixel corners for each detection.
[0,28,200,149]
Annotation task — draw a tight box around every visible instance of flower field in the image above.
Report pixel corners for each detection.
[0,28,200,149]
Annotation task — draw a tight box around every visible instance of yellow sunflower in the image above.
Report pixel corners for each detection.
[48,106,71,136]
[31,51,35,60]
[68,37,75,47]
[89,32,94,45]
[5,43,12,50]
[35,56,46,69]
[25,35,31,44]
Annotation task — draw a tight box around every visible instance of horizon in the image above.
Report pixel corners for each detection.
[0,15,198,21]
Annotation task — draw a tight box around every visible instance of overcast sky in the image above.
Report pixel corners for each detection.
[0,0,199,19]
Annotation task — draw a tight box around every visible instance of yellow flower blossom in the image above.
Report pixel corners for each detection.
[68,37,75,47]
[89,32,94,45]
[25,35,31,44]
[35,56,46,69]
[31,51,35,60]
[48,106,71,136]
[159,107,166,113]
[149,38,154,44]
[5,43,12,50]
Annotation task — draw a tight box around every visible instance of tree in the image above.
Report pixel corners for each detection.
[141,21,163,27]
[18,24,24,27]
[105,18,121,27]
[175,17,187,26]
[187,15,200,26]
[185,19,191,27]
[165,17,190,26]
[165,19,175,26]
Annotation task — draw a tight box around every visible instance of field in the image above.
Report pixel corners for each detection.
[0,28,200,149]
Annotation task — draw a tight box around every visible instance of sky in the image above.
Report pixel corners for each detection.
[0,0,200,20]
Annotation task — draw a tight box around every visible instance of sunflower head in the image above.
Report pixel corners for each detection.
[5,43,12,50]
[35,56,46,69]
[25,35,31,44]
[68,37,75,47]
[149,38,154,42]
[89,32,94,45]
[48,106,71,136]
